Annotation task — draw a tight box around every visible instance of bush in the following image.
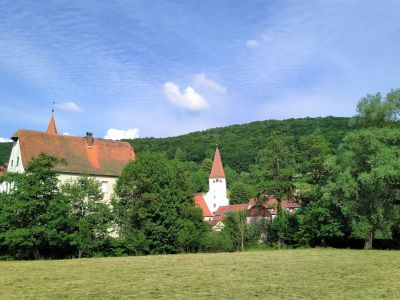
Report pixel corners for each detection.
[200,231,234,253]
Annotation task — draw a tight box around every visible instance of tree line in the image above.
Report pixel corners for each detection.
[1,89,400,259]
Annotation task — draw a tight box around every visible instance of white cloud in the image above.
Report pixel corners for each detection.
[246,39,260,48]
[193,73,226,94]
[0,137,11,143]
[104,128,140,140]
[62,132,70,136]
[55,102,83,112]
[163,82,209,113]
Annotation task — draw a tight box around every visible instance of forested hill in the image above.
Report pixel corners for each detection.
[0,142,12,165]
[0,117,352,171]
[129,116,352,173]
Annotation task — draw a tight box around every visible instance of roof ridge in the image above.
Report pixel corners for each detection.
[13,129,133,146]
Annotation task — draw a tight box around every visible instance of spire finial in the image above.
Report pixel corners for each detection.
[52,101,55,117]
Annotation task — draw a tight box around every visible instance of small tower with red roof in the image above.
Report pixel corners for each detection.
[204,146,229,213]
[47,116,58,135]
[47,103,58,135]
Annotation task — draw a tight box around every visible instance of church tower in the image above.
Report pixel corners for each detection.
[204,146,229,213]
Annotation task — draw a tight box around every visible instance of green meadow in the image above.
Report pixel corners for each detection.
[1,249,399,299]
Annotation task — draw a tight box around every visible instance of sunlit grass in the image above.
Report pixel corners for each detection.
[1,249,399,299]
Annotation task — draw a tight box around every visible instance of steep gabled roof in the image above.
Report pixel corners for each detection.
[209,146,225,178]
[194,193,213,217]
[47,117,58,135]
[11,130,135,176]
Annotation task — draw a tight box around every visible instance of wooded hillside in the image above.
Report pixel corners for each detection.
[0,117,352,169]
[0,143,12,165]
[130,116,352,172]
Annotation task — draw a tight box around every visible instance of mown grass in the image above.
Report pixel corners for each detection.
[0,248,399,299]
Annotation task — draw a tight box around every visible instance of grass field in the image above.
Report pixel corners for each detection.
[0,249,399,299]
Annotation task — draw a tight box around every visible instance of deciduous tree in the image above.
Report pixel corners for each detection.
[0,154,72,259]
[323,128,400,249]
[61,176,113,258]
[113,152,208,254]
[254,134,295,200]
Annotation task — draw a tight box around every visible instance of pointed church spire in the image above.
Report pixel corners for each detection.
[47,102,58,134]
[209,145,225,178]
[47,116,58,134]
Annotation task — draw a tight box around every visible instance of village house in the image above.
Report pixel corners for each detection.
[214,197,301,226]
[194,146,301,230]
[0,116,135,202]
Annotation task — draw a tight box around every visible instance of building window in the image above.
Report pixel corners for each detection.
[101,181,108,194]
[10,160,13,167]
[16,157,19,167]
[213,203,216,208]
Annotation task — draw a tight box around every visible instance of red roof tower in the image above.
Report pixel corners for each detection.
[47,116,58,135]
[209,146,225,178]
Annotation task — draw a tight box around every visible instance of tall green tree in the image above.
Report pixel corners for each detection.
[254,134,295,200]
[223,211,259,251]
[296,135,332,204]
[354,89,400,128]
[266,205,289,248]
[0,154,72,259]
[298,202,343,247]
[298,135,332,186]
[61,176,113,258]
[113,152,208,254]
[229,181,255,204]
[323,128,400,249]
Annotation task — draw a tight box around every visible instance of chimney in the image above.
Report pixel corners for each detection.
[86,132,94,148]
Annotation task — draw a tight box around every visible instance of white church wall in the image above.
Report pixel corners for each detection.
[204,177,229,214]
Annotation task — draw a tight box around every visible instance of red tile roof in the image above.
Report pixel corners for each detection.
[282,199,302,209]
[213,203,248,220]
[247,206,271,217]
[248,198,256,207]
[194,193,213,217]
[248,196,301,214]
[12,130,135,176]
[47,117,58,135]
[209,146,225,178]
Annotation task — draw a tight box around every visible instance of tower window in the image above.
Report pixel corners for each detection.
[213,203,216,208]
[16,157,19,167]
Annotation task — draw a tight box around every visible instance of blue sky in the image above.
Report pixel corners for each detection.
[1,0,400,140]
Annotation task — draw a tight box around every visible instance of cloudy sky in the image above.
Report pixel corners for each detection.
[1,1,399,140]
